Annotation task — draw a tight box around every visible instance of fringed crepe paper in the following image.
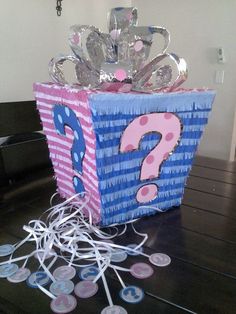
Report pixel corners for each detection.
[34,83,215,225]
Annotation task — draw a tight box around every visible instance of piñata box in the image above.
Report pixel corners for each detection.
[34,83,215,225]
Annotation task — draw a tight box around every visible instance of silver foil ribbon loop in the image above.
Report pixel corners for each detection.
[69,25,116,70]
[118,25,170,74]
[75,61,100,88]
[49,55,100,87]
[133,53,188,92]
[48,55,80,85]
[109,7,138,44]
[48,7,188,92]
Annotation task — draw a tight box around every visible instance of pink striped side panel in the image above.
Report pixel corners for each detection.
[33,83,101,223]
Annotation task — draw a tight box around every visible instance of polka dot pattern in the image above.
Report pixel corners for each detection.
[134,40,144,52]
[120,112,182,203]
[137,184,158,203]
[165,132,174,141]
[110,29,120,41]
[72,33,80,45]
[146,155,154,164]
[65,107,70,117]
[74,130,79,140]
[141,186,149,196]
[124,144,135,151]
[53,104,86,194]
[139,116,148,126]
[114,69,127,82]
[74,152,79,162]
[58,114,63,124]
[164,113,172,120]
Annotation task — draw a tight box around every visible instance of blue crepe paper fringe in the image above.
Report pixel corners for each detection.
[89,91,216,226]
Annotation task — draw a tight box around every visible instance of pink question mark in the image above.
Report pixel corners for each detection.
[120,112,182,203]
[57,268,71,280]
[55,295,71,308]
[135,265,150,274]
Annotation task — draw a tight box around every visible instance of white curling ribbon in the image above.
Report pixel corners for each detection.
[0,192,172,312]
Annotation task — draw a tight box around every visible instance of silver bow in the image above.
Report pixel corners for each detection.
[49,7,188,92]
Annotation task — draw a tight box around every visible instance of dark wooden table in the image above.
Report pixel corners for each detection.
[0,156,236,314]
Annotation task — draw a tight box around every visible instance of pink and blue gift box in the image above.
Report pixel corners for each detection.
[34,83,215,225]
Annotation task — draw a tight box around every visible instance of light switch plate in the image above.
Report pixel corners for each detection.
[215,70,224,84]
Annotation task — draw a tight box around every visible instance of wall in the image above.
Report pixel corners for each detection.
[132,0,236,160]
[0,0,131,102]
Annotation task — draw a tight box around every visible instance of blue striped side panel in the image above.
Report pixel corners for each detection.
[89,91,215,225]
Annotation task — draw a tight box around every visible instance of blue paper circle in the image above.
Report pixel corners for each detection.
[26,271,51,288]
[110,249,127,263]
[79,266,99,281]
[0,244,15,257]
[50,280,74,296]
[0,263,18,278]
[119,285,144,304]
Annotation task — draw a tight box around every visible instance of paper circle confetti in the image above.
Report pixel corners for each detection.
[126,243,144,256]
[74,280,98,298]
[26,271,51,288]
[0,263,18,278]
[130,262,154,279]
[114,69,127,81]
[0,244,15,257]
[7,267,31,283]
[110,249,128,263]
[134,40,144,52]
[53,266,76,281]
[50,280,74,296]
[101,305,127,314]
[79,266,99,281]
[149,253,171,267]
[50,294,77,314]
[119,285,144,304]
[110,29,121,40]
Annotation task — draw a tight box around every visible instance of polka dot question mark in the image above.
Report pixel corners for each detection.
[120,112,182,203]
[53,105,86,194]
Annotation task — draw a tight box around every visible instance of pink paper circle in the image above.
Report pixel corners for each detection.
[74,281,98,298]
[110,29,120,40]
[114,69,127,81]
[130,262,154,279]
[149,253,171,267]
[134,40,144,52]
[50,295,77,314]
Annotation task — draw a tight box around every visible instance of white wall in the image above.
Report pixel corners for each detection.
[0,0,131,102]
[132,0,236,160]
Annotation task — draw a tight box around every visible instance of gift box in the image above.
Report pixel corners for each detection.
[34,83,215,225]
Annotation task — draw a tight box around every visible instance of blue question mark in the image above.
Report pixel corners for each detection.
[83,267,99,279]
[35,272,48,284]
[54,281,68,293]
[123,287,139,299]
[53,105,85,194]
